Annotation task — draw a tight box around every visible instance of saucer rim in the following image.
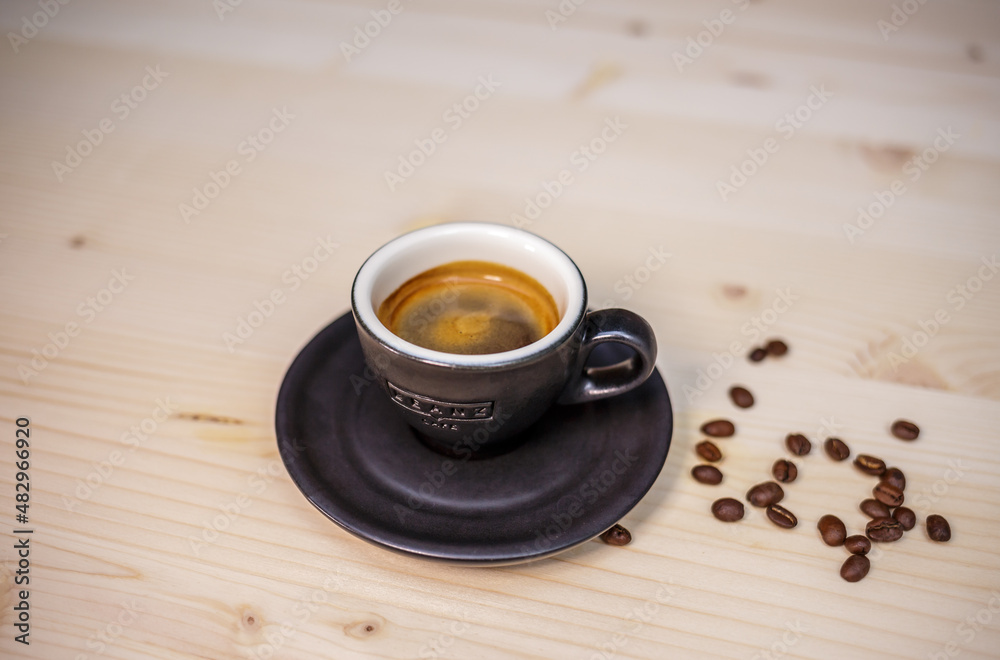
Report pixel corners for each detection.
[275,311,673,566]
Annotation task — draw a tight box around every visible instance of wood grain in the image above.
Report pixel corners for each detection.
[1,0,999,658]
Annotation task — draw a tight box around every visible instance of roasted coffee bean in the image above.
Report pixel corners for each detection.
[892,506,916,531]
[881,467,906,491]
[926,514,951,542]
[765,504,797,529]
[872,482,905,508]
[691,465,723,485]
[747,481,784,508]
[818,514,847,547]
[772,458,798,483]
[765,339,788,356]
[854,454,886,476]
[844,535,871,555]
[860,499,892,519]
[600,524,632,546]
[749,347,768,362]
[840,554,871,583]
[891,419,920,441]
[701,419,735,438]
[785,433,812,456]
[823,437,850,461]
[712,498,745,522]
[866,517,904,542]
[695,440,723,462]
[728,386,755,409]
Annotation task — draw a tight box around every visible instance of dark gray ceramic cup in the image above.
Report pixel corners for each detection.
[351,222,657,454]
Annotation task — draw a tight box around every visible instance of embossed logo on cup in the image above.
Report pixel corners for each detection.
[387,382,494,421]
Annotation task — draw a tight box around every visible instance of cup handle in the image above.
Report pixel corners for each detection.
[557,309,658,405]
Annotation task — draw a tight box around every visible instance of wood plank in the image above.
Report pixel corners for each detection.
[1,1,999,658]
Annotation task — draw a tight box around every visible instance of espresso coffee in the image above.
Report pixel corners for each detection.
[377,260,559,355]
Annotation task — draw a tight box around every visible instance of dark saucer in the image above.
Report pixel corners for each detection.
[275,312,673,565]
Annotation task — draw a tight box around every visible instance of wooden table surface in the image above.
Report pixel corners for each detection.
[2,1,1000,658]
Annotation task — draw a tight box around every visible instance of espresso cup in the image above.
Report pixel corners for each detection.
[351,222,657,454]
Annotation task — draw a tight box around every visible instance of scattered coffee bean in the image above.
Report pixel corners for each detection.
[840,554,871,582]
[712,498,745,522]
[599,524,632,546]
[749,347,768,362]
[818,514,847,547]
[860,499,892,519]
[823,437,851,461]
[854,454,886,476]
[872,482,905,508]
[765,504,797,529]
[866,517,904,543]
[844,535,871,555]
[892,506,916,531]
[728,385,755,409]
[772,458,798,483]
[691,465,723,485]
[765,339,788,357]
[881,467,906,491]
[747,481,784,508]
[695,440,723,463]
[785,433,811,456]
[701,419,735,437]
[891,419,920,441]
[926,514,951,542]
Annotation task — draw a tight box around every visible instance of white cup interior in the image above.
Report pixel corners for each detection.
[352,223,586,366]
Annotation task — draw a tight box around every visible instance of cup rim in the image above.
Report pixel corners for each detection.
[351,222,587,368]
